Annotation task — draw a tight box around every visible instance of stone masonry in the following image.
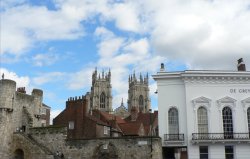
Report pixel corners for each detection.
[0,78,162,159]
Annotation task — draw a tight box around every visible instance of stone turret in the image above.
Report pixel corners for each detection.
[127,72,151,113]
[32,89,43,123]
[0,79,16,111]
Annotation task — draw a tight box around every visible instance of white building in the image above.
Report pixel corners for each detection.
[153,59,250,159]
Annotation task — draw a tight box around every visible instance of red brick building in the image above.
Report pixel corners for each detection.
[53,96,158,139]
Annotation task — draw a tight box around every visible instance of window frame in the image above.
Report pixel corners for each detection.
[199,146,208,159]
[139,95,144,111]
[100,92,106,108]
[225,145,234,159]
[168,107,179,135]
[68,121,74,130]
[222,107,234,139]
[197,107,208,134]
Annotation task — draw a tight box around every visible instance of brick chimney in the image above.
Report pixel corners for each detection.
[237,58,246,71]
[131,106,138,121]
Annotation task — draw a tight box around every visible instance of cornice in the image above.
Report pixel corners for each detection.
[182,76,250,84]
[153,70,250,83]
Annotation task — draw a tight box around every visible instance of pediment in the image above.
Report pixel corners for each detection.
[192,96,211,104]
[217,96,236,103]
[242,97,250,105]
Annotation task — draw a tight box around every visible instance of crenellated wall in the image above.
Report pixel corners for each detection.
[0,79,44,158]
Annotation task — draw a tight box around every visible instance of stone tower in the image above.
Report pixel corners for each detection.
[0,78,44,158]
[90,68,112,113]
[127,72,151,113]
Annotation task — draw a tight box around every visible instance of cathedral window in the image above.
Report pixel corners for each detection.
[139,95,144,110]
[100,92,106,108]
[222,107,233,139]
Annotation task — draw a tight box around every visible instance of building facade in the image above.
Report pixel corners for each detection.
[153,59,250,159]
[127,72,151,113]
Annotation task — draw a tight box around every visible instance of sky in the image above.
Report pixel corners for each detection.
[1,0,250,122]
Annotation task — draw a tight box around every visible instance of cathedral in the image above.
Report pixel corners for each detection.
[88,68,151,114]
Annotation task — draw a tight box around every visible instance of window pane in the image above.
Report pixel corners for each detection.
[168,108,179,135]
[222,107,233,138]
[200,154,208,159]
[198,107,208,134]
[199,146,208,153]
[199,146,208,159]
[225,146,234,159]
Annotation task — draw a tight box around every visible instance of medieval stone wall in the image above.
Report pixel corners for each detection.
[27,126,162,159]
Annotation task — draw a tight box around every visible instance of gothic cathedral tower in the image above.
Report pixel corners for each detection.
[127,72,151,113]
[90,68,112,113]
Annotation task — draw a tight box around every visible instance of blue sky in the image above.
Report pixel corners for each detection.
[1,0,250,120]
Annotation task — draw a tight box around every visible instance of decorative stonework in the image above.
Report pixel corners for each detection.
[192,96,211,111]
[217,96,237,112]
[242,97,250,112]
[183,75,250,84]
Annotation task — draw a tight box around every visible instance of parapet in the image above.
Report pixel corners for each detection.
[32,89,43,97]
[0,79,16,89]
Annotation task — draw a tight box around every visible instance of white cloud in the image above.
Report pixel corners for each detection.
[1,3,85,55]
[67,67,93,90]
[32,52,60,67]
[95,27,124,57]
[0,68,30,90]
[106,3,141,32]
[33,72,65,85]
[141,0,250,69]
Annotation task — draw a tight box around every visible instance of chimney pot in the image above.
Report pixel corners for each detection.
[237,58,246,71]
[160,63,165,72]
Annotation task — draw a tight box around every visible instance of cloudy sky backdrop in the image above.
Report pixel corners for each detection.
[1,0,250,122]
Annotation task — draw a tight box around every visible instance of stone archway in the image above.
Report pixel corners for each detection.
[93,143,118,159]
[14,149,24,159]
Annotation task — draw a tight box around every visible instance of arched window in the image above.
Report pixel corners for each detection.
[139,95,144,111]
[100,92,106,108]
[247,107,250,132]
[222,107,233,139]
[197,107,208,139]
[168,108,179,136]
